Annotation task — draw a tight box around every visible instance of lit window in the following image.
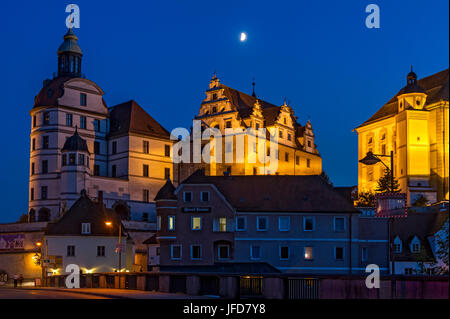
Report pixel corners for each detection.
[304,247,313,260]
[192,217,202,231]
[219,218,227,232]
[168,216,175,231]
[278,216,290,231]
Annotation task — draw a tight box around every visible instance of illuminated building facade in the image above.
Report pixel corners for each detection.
[356,69,449,205]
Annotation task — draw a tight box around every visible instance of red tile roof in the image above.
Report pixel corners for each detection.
[358,68,449,128]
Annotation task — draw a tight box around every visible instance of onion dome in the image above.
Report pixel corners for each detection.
[62,128,89,153]
[403,66,426,94]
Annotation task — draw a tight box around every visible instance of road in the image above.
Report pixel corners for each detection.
[0,288,109,299]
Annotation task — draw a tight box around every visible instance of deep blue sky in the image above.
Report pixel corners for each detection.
[1,1,448,222]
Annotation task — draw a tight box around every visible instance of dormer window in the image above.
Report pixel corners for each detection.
[410,236,421,253]
[394,236,402,253]
[212,93,217,100]
[81,223,91,234]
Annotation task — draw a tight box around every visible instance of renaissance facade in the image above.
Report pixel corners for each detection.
[28,29,174,223]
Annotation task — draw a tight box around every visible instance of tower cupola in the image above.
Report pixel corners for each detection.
[397,67,427,112]
[57,28,83,78]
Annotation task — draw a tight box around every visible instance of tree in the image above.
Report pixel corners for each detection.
[375,168,400,193]
[430,219,449,275]
[356,191,375,207]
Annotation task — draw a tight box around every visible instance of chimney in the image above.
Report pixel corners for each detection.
[98,191,104,205]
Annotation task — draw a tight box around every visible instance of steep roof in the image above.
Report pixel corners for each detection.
[109,100,171,139]
[358,68,449,128]
[34,77,71,108]
[46,191,123,237]
[391,210,449,262]
[154,179,177,201]
[182,170,357,213]
[62,128,89,153]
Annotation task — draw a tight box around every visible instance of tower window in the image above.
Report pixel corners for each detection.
[212,93,217,100]
[80,116,87,129]
[30,188,34,201]
[143,164,149,177]
[94,119,100,132]
[143,189,150,203]
[112,165,117,177]
[32,115,36,128]
[31,163,35,175]
[308,140,311,147]
[94,141,100,155]
[285,152,289,162]
[78,154,85,166]
[42,136,49,149]
[296,156,300,165]
[41,186,48,200]
[226,121,232,128]
[80,93,87,106]
[165,145,171,157]
[112,141,117,154]
[164,167,170,180]
[62,154,67,166]
[69,154,76,165]
[143,141,149,154]
[32,138,36,151]
[42,160,48,174]
[43,112,50,125]
[307,159,311,168]
[66,113,73,127]
[212,106,217,113]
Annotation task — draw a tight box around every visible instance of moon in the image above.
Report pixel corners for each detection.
[240,32,247,42]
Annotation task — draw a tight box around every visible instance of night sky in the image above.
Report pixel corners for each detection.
[1,1,448,222]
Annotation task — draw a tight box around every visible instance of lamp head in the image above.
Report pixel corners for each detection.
[359,151,381,166]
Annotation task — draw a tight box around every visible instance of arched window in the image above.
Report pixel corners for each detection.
[393,236,402,253]
[113,202,130,220]
[410,236,421,254]
[38,208,51,222]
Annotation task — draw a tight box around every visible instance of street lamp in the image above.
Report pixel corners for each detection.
[105,220,122,272]
[359,150,397,281]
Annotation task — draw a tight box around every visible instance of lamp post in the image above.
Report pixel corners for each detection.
[105,221,122,272]
[359,150,397,295]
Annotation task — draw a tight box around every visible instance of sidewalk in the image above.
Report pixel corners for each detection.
[21,287,213,299]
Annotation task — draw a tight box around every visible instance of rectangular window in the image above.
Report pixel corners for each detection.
[80,93,87,106]
[142,213,149,222]
[304,247,314,260]
[191,217,202,231]
[183,192,192,203]
[251,245,261,260]
[288,133,292,141]
[66,113,73,127]
[279,130,283,138]
[94,165,100,176]
[257,216,268,231]
[30,188,34,201]
[278,216,290,231]
[80,116,87,129]
[334,217,346,232]
[42,160,48,174]
[69,153,76,165]
[296,156,300,165]
[219,218,227,232]
[81,223,91,234]
[381,144,386,155]
[171,245,182,260]
[41,186,48,200]
[303,217,315,231]
[112,165,117,178]
[32,138,36,151]
[33,115,37,128]
[201,191,210,202]
[164,167,170,180]
[335,247,344,260]
[94,141,100,155]
[112,141,117,154]
[191,245,202,260]
[31,163,35,175]
[42,136,49,149]
[143,164,149,177]
[307,159,311,168]
[78,154,84,166]
[61,154,67,166]
[97,246,105,257]
[157,216,161,231]
[361,247,368,262]
[43,112,50,125]
[143,189,150,203]
[67,245,75,257]
[168,216,175,231]
[285,152,289,162]
[226,121,232,128]
[143,140,149,154]
[236,216,247,231]
[164,145,171,157]
[94,119,100,132]
[280,246,289,260]
[218,245,230,260]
